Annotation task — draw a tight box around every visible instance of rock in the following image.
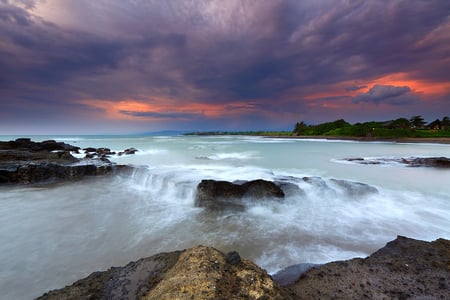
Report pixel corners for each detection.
[226,251,241,265]
[272,263,320,286]
[124,147,138,155]
[194,179,285,210]
[38,246,292,300]
[407,157,450,168]
[83,147,116,158]
[83,147,97,153]
[302,176,328,188]
[275,181,306,197]
[330,179,378,197]
[118,148,138,156]
[287,236,450,299]
[0,138,121,184]
[0,138,80,152]
[38,237,449,299]
[343,156,450,168]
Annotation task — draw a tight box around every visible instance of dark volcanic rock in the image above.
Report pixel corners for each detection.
[195,179,285,210]
[0,138,120,184]
[272,263,320,286]
[343,156,450,168]
[118,148,139,156]
[406,156,450,168]
[0,138,80,152]
[287,236,450,299]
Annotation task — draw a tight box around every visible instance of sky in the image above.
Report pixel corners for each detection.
[1,0,449,134]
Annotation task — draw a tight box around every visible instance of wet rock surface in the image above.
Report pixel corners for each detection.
[38,236,449,300]
[0,138,129,184]
[344,156,450,168]
[195,179,285,210]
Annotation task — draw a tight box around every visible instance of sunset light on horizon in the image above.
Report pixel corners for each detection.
[1,0,449,134]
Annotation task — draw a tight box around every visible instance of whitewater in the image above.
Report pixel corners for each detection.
[1,135,449,299]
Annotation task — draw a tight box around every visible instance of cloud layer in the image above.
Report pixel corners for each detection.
[1,0,449,133]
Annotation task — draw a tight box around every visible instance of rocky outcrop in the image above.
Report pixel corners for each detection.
[38,246,292,300]
[0,138,124,184]
[329,178,378,197]
[0,138,80,152]
[83,147,139,159]
[195,179,285,210]
[118,148,139,156]
[344,156,450,168]
[406,156,450,168]
[38,236,450,300]
[286,236,450,299]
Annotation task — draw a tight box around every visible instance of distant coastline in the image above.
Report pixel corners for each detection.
[264,135,450,144]
[185,116,450,144]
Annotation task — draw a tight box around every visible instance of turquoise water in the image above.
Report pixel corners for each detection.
[1,135,449,299]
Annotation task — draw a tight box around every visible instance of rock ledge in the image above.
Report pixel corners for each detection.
[38,236,450,299]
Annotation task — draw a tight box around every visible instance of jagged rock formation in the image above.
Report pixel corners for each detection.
[286,236,450,299]
[37,236,450,300]
[194,177,378,211]
[38,246,292,300]
[0,138,131,184]
[195,179,285,210]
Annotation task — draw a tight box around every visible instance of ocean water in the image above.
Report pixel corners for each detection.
[1,135,449,299]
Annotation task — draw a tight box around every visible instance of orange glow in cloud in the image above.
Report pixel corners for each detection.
[371,73,450,96]
[303,72,450,107]
[79,97,260,121]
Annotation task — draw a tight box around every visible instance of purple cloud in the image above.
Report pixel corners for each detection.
[352,85,419,105]
[346,85,367,92]
[0,0,449,133]
[120,110,204,120]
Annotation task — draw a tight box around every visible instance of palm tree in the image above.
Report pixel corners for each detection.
[410,115,426,129]
[442,116,450,130]
[293,121,308,135]
[392,118,411,129]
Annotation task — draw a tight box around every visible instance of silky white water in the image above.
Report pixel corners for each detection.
[1,135,449,299]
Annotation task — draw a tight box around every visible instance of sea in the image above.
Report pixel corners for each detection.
[1,135,449,299]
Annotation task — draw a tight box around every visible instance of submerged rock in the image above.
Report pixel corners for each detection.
[330,178,378,197]
[406,156,450,168]
[343,156,450,168]
[195,179,285,210]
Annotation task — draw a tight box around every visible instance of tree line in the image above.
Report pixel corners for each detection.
[293,116,450,138]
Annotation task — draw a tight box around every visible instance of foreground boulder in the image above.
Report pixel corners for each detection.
[0,138,122,184]
[38,246,292,300]
[195,179,285,210]
[286,236,450,299]
[38,236,450,299]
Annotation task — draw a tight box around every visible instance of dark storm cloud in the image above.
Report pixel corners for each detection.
[1,0,449,132]
[352,85,418,105]
[346,85,367,92]
[120,110,203,120]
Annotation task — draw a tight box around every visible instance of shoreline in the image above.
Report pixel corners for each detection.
[264,135,450,144]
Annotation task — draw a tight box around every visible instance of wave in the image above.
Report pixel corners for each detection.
[196,151,260,161]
